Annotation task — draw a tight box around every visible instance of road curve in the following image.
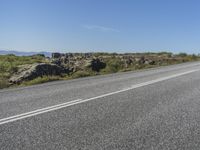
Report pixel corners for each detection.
[1,62,200,149]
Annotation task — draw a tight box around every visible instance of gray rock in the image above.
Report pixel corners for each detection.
[52,53,62,59]
[85,58,106,72]
[144,59,156,65]
[9,63,70,84]
[51,59,62,66]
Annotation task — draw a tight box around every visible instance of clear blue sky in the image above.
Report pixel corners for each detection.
[1,0,200,53]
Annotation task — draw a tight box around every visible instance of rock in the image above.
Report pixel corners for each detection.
[144,60,150,65]
[9,63,71,84]
[144,59,156,65]
[52,53,62,59]
[135,56,145,64]
[149,60,156,65]
[85,58,106,72]
[51,59,62,66]
[84,53,92,58]
[135,58,141,62]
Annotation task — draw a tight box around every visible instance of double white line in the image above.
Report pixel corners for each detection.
[0,69,198,125]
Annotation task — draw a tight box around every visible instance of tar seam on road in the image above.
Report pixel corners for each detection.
[0,69,198,125]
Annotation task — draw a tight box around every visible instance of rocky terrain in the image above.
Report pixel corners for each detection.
[9,63,71,84]
[0,52,199,89]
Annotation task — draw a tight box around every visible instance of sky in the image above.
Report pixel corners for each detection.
[0,0,200,53]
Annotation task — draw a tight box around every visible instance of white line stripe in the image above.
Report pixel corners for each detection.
[0,69,198,125]
[0,99,83,125]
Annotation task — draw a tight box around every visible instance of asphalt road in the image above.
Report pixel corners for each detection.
[1,62,200,149]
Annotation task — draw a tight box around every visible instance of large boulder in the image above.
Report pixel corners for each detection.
[9,63,70,84]
[85,58,106,72]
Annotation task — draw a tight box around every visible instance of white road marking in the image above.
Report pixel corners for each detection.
[0,69,198,125]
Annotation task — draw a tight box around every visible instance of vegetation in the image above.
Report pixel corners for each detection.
[72,71,93,78]
[102,58,124,73]
[0,54,46,76]
[21,76,62,86]
[0,52,200,89]
[0,54,46,89]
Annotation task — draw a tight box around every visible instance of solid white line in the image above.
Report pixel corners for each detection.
[0,69,198,125]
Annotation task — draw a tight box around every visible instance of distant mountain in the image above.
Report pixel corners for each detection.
[0,50,52,57]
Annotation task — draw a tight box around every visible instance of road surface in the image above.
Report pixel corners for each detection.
[1,62,200,149]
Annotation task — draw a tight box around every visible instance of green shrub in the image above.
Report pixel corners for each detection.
[103,59,123,73]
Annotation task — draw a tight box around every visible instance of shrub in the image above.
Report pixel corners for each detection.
[103,59,123,73]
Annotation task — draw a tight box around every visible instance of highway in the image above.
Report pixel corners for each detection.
[1,62,200,149]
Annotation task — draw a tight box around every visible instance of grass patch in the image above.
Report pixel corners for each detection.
[21,76,62,86]
[0,78,10,89]
[0,54,46,77]
[0,54,47,88]
[71,71,93,78]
